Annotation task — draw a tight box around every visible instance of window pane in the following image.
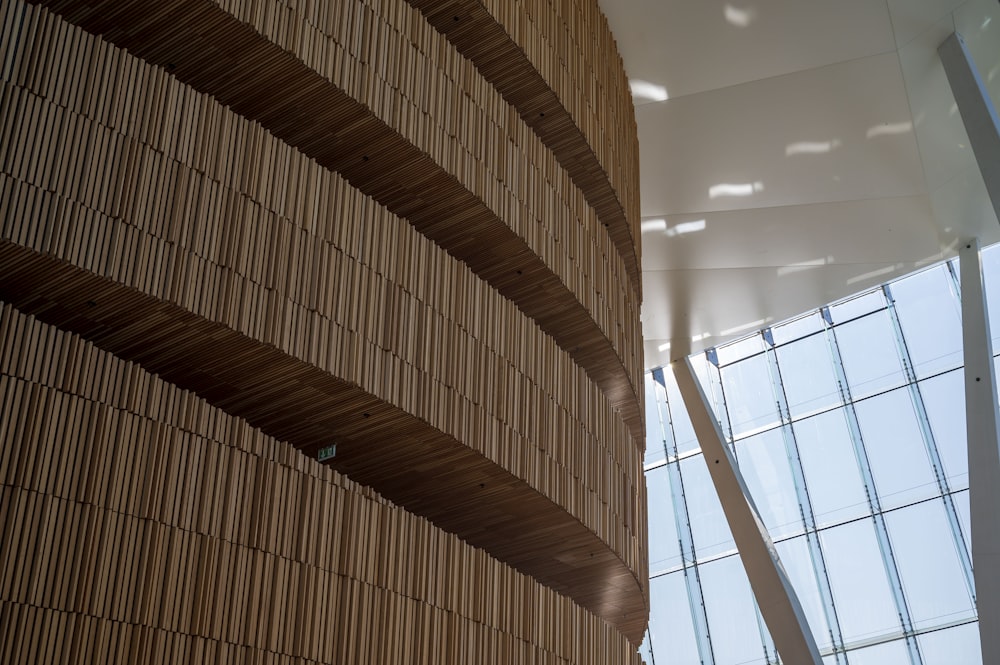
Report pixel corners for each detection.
[692,352,726,425]
[834,310,906,399]
[884,499,975,630]
[828,290,885,324]
[844,639,911,665]
[953,489,971,560]
[699,555,767,665]
[918,369,968,490]
[854,388,938,510]
[982,241,1000,349]
[647,465,682,575]
[775,332,841,419]
[771,313,823,346]
[720,353,780,439]
[681,455,736,560]
[638,632,653,665]
[665,366,701,456]
[717,333,765,366]
[918,622,982,665]
[820,519,901,644]
[646,372,671,468]
[648,571,702,664]
[795,410,870,527]
[774,536,832,651]
[702,359,733,442]
[640,243,1000,665]
[890,265,963,378]
[736,428,803,539]
[996,355,1000,403]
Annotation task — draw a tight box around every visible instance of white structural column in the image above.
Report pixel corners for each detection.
[672,358,822,665]
[941,32,1000,652]
[939,32,1000,221]
[959,239,1000,658]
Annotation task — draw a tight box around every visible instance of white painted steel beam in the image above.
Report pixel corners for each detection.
[672,358,822,665]
[939,33,1000,224]
[959,239,1000,659]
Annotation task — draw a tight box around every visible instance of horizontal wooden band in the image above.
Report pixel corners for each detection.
[0,243,648,641]
[406,0,642,298]
[28,0,645,439]
[0,303,645,657]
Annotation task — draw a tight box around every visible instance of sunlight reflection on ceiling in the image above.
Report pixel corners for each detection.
[658,331,712,353]
[785,139,841,156]
[866,121,913,138]
[642,218,707,236]
[642,219,667,233]
[719,318,770,336]
[846,264,899,285]
[666,220,706,236]
[777,256,833,277]
[709,182,764,198]
[630,80,669,102]
[724,4,757,28]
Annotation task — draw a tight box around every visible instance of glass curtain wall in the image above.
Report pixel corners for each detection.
[639,246,1000,664]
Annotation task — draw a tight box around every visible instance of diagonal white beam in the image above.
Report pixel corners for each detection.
[672,358,822,665]
[939,32,1000,223]
[959,238,1000,661]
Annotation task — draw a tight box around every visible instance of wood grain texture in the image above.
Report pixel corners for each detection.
[405,0,642,298]
[0,304,643,664]
[0,29,643,522]
[27,0,645,439]
[0,0,649,642]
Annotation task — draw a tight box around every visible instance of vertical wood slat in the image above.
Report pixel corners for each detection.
[0,303,642,665]
[0,0,648,610]
[406,0,642,298]
[1,0,650,649]
[0,71,640,524]
[31,0,646,438]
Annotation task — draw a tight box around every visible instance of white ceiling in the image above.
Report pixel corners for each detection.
[599,0,1000,368]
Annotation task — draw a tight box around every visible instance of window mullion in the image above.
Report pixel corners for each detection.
[651,367,716,665]
[764,327,849,663]
[882,284,976,603]
[823,307,925,664]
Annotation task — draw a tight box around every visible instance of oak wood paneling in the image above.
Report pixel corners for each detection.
[1,0,648,583]
[0,22,646,583]
[0,224,649,641]
[0,304,642,663]
[28,0,645,438]
[405,0,642,298]
[0,0,650,651]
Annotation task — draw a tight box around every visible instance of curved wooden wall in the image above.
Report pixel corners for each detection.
[27,0,645,438]
[405,0,642,297]
[0,0,647,657]
[0,305,641,665]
